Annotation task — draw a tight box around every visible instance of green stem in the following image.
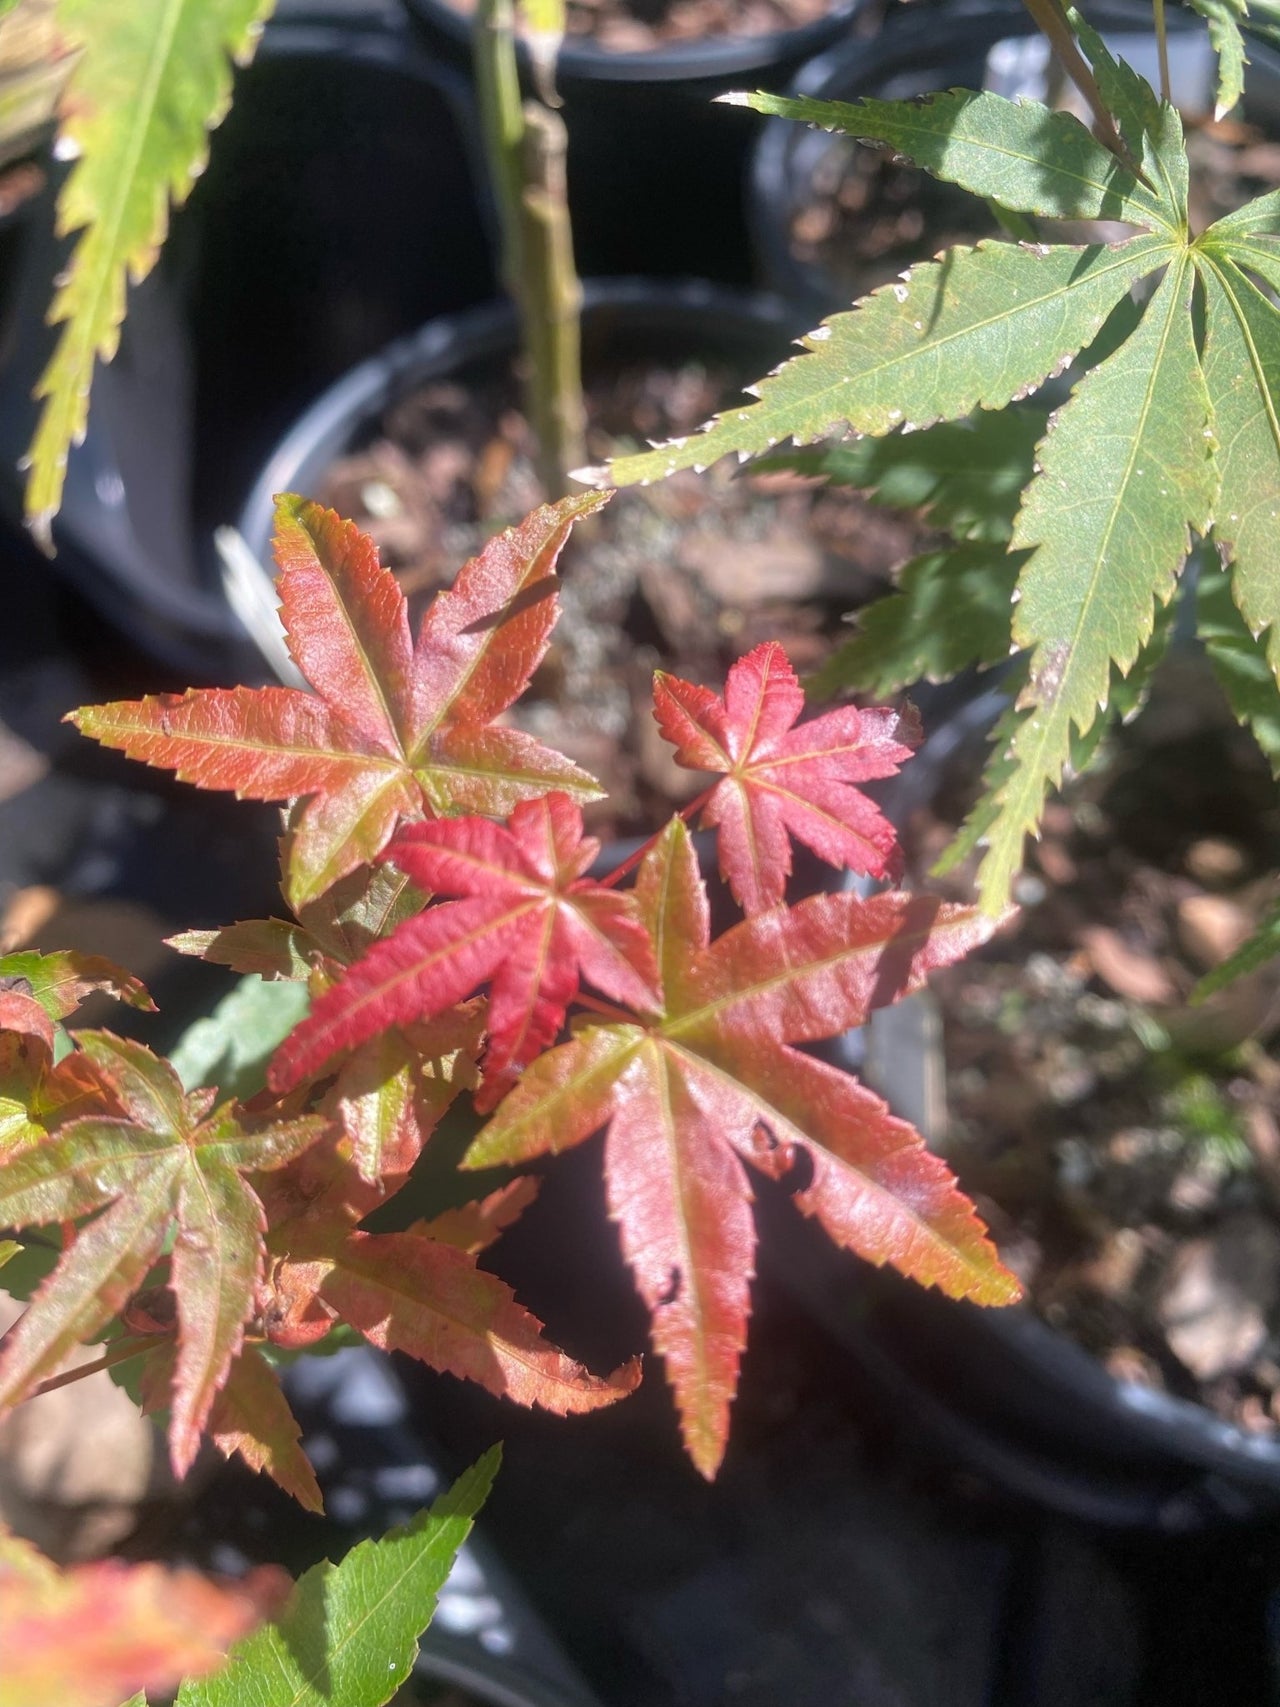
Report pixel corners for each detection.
[519,101,584,499]
[474,0,526,298]
[1152,0,1172,104]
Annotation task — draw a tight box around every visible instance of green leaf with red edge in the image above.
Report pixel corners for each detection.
[68,493,609,910]
[653,642,919,914]
[0,1032,328,1475]
[270,793,659,1111]
[0,1526,288,1707]
[141,1339,323,1514]
[168,863,432,990]
[0,949,154,1020]
[464,818,1018,1478]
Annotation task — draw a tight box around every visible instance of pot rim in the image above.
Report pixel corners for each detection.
[235,275,808,583]
[747,0,1272,311]
[405,0,869,85]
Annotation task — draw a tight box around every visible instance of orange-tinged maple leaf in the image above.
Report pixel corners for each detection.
[0,1525,288,1707]
[465,817,1020,1478]
[653,641,919,913]
[0,1033,328,1474]
[69,493,609,910]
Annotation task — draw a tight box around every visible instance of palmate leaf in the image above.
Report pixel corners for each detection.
[253,1016,635,1419]
[652,642,919,913]
[976,255,1218,904]
[1197,253,1280,684]
[1198,557,1280,776]
[723,84,1167,225]
[270,793,658,1109]
[466,818,1019,1478]
[597,236,1167,486]
[70,493,607,910]
[178,1449,499,1707]
[0,1033,327,1474]
[603,34,1280,909]
[24,0,276,546]
[752,406,1046,544]
[0,1526,287,1707]
[808,544,1026,701]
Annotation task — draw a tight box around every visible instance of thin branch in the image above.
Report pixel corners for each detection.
[1018,0,1147,181]
[30,1333,160,1398]
[596,788,715,890]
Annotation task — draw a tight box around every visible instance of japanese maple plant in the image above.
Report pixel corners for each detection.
[0,489,1018,1521]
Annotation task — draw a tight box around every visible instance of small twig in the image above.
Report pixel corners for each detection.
[596,788,715,890]
[573,992,641,1025]
[1017,0,1147,181]
[29,1333,160,1398]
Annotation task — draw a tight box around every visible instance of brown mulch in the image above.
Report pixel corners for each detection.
[910,659,1280,1434]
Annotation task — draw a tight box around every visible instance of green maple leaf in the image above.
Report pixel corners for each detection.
[178,1448,499,1707]
[0,1032,326,1474]
[598,19,1280,910]
[25,0,277,546]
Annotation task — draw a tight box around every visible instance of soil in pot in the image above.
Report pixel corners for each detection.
[905,657,1280,1439]
[316,323,933,840]
[440,0,840,52]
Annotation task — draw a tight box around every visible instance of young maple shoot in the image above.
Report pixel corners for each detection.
[594,16,1280,915]
[9,492,1022,1488]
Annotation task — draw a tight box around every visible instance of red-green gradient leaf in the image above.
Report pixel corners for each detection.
[206,1345,324,1513]
[318,1230,641,1413]
[706,1041,1019,1303]
[679,889,1003,1046]
[653,642,919,913]
[68,493,608,910]
[274,492,415,753]
[0,1529,288,1707]
[0,1037,328,1474]
[0,950,154,1019]
[466,818,1018,1475]
[416,1178,540,1254]
[604,1042,755,1478]
[271,794,658,1104]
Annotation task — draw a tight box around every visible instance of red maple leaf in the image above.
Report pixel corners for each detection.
[463,817,1021,1478]
[652,640,919,913]
[0,1033,328,1474]
[69,492,608,909]
[270,792,659,1108]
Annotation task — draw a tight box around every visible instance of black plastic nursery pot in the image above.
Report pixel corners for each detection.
[748,0,1266,313]
[405,0,873,283]
[237,274,807,563]
[0,3,496,681]
[762,685,1280,1534]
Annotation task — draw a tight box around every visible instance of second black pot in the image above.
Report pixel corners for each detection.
[406,0,875,283]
